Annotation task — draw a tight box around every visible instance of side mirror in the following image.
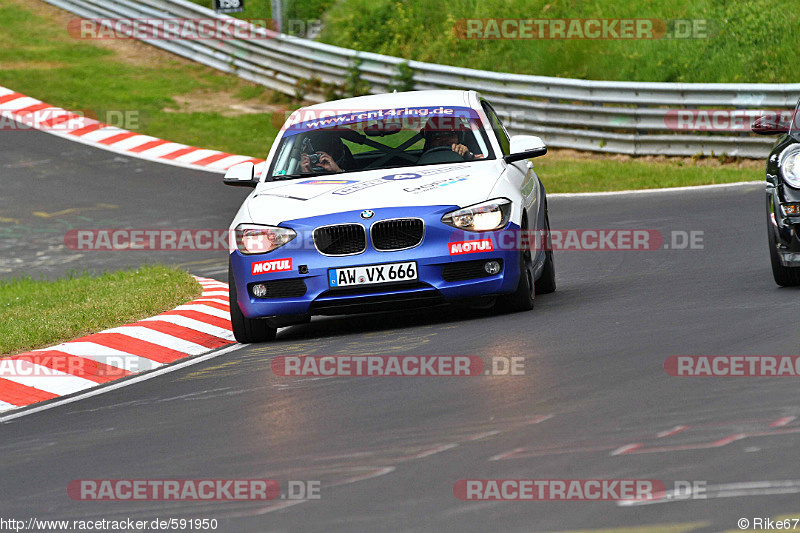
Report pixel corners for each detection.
[752,114,792,135]
[504,135,547,163]
[223,162,258,187]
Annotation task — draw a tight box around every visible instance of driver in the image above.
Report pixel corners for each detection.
[421,118,475,161]
[299,132,349,173]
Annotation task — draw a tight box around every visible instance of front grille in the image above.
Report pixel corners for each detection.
[314,224,366,255]
[442,259,503,282]
[371,218,424,251]
[250,278,307,299]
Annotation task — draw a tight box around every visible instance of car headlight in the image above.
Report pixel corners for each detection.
[780,146,800,189]
[441,198,512,232]
[235,224,296,254]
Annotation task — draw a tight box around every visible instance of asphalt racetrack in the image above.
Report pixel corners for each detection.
[3,128,799,532]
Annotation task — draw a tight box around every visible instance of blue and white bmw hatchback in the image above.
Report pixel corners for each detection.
[224,90,555,342]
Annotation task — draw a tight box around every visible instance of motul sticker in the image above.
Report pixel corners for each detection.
[252,258,292,275]
[449,239,494,255]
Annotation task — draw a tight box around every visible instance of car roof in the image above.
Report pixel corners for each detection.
[300,90,478,113]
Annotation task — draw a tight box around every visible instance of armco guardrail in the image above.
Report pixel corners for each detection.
[44,0,800,157]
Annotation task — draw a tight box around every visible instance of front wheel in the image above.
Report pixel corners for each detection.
[768,214,800,287]
[496,223,535,313]
[534,213,556,295]
[228,261,277,343]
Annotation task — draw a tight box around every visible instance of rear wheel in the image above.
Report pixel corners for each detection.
[768,213,800,287]
[228,262,277,343]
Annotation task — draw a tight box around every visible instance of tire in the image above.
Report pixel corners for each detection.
[228,262,277,343]
[496,220,535,313]
[768,214,800,287]
[534,213,556,295]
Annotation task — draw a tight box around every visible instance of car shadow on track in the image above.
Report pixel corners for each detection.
[269,291,564,344]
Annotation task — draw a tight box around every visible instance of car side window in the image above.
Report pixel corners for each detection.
[792,96,800,140]
[481,101,511,156]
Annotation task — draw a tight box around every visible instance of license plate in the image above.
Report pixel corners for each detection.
[328,261,417,288]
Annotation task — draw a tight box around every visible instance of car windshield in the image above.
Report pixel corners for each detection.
[792,97,800,140]
[267,106,494,180]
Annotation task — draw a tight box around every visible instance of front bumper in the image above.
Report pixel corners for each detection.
[768,185,800,266]
[230,206,523,319]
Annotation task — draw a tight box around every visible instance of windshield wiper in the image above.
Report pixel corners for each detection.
[270,170,340,181]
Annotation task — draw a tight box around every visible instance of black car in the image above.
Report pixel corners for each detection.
[755,98,800,286]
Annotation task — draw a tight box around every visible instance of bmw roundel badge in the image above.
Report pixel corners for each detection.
[361,210,375,219]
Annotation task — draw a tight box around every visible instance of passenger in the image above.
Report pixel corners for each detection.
[299,133,351,173]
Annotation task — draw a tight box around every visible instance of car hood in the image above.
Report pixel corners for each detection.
[246,161,503,224]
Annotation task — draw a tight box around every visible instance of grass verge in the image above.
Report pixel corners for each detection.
[0,265,201,356]
[321,0,798,83]
[538,153,762,193]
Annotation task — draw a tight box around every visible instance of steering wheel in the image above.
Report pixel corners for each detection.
[417,146,465,164]
[425,146,460,154]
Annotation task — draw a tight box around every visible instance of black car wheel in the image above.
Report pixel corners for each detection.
[228,261,277,343]
[534,212,556,295]
[767,210,800,287]
[496,218,535,312]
